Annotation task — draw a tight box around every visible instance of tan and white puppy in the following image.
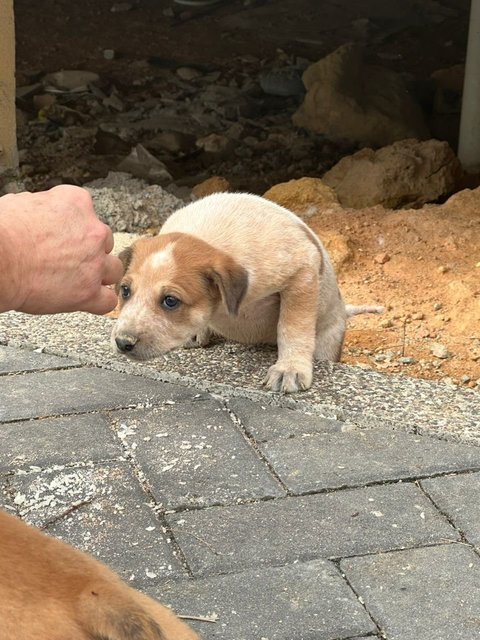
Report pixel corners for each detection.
[112,193,381,393]
[0,510,198,640]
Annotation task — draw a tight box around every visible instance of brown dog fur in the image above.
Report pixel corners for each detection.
[0,510,198,640]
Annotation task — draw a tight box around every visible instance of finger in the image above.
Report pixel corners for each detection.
[81,286,119,315]
[102,254,124,286]
[103,224,115,254]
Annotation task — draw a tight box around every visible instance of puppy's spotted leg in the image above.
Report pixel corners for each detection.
[264,267,318,393]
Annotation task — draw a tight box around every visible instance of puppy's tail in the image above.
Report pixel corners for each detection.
[346,304,385,318]
[77,580,199,640]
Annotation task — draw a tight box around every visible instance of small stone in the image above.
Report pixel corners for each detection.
[374,353,386,362]
[43,70,100,91]
[433,302,443,311]
[398,356,415,364]
[460,375,471,384]
[103,49,115,60]
[176,66,202,81]
[111,2,132,12]
[438,265,449,273]
[430,343,451,359]
[192,176,231,198]
[32,94,56,110]
[196,133,231,155]
[374,252,391,265]
[412,312,424,320]
[380,319,394,328]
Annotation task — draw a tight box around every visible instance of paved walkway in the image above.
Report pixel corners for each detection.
[1,344,480,640]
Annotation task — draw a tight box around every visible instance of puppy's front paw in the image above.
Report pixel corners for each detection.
[182,328,212,349]
[264,361,313,393]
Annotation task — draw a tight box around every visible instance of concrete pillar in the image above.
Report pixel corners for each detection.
[458,0,480,172]
[0,0,18,175]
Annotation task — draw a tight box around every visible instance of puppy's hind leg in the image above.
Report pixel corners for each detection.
[314,318,346,362]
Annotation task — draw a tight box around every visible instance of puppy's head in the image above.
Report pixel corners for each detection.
[111,232,248,360]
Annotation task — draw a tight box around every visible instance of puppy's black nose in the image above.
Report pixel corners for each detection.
[115,336,138,353]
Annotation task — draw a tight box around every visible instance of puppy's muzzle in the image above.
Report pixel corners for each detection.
[115,334,138,354]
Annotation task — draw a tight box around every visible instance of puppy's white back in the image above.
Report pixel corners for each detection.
[161,193,328,301]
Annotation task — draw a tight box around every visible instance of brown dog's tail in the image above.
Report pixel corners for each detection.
[345,304,385,318]
[77,580,199,640]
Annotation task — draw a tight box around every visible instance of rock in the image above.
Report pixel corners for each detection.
[103,49,115,61]
[263,177,339,218]
[431,343,451,359]
[32,94,56,110]
[146,131,195,154]
[323,139,462,209]
[398,356,415,364]
[176,66,202,81]
[258,67,305,97]
[117,144,172,184]
[110,2,132,11]
[196,133,231,155]
[292,43,429,147]
[84,172,183,232]
[192,176,231,198]
[42,70,100,92]
[374,252,391,265]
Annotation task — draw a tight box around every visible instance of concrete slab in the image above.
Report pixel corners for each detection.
[341,544,480,640]
[1,311,478,444]
[110,403,284,510]
[258,430,480,493]
[0,413,122,472]
[0,344,79,373]
[0,367,184,422]
[227,397,343,440]
[421,471,480,545]
[148,560,377,640]
[7,462,185,585]
[167,483,457,576]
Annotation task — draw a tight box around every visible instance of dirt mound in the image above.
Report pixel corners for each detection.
[266,182,480,388]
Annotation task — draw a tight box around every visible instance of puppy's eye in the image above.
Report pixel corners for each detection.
[120,284,131,300]
[161,295,181,310]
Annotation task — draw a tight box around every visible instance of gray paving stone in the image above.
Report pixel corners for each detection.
[111,403,284,510]
[421,471,480,545]
[0,344,79,374]
[0,413,122,473]
[167,483,457,576]
[7,462,184,585]
[258,430,480,493]
[0,367,191,422]
[341,544,480,640]
[227,397,342,441]
[148,560,377,640]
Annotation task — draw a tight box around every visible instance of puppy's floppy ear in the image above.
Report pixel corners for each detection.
[206,258,248,316]
[115,246,134,294]
[118,246,134,274]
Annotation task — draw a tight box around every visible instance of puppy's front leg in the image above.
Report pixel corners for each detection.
[264,267,318,393]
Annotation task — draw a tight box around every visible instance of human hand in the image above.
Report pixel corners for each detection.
[0,185,123,315]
